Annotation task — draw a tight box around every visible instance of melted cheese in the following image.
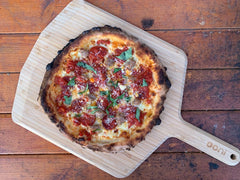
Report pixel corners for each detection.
[49,35,162,144]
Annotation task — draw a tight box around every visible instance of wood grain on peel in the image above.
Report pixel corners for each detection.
[1,30,239,72]
[0,34,38,72]
[182,69,240,110]
[0,0,239,33]
[0,153,239,180]
[1,111,239,154]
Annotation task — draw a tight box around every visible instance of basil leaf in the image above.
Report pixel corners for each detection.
[91,109,99,114]
[109,115,114,118]
[142,79,148,87]
[75,114,81,117]
[113,68,121,73]
[125,96,131,102]
[100,91,109,96]
[117,93,125,100]
[116,47,132,61]
[64,95,72,105]
[106,103,113,115]
[122,75,127,79]
[107,94,115,103]
[79,84,88,95]
[68,77,76,86]
[93,128,100,132]
[109,80,118,88]
[106,109,109,115]
[87,106,98,109]
[136,107,140,122]
[77,61,97,74]
[112,101,118,107]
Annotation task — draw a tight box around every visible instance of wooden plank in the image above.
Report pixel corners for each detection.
[152,30,240,69]
[0,153,239,180]
[2,111,239,154]
[0,0,239,33]
[1,30,239,72]
[1,70,239,113]
[88,0,240,30]
[0,0,71,33]
[0,34,38,72]
[182,69,240,110]
[0,74,18,113]
[0,115,65,154]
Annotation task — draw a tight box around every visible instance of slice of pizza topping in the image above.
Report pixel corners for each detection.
[52,38,156,140]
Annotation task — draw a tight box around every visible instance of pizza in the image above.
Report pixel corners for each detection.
[39,25,171,152]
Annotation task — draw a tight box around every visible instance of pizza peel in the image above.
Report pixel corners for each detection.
[12,0,240,178]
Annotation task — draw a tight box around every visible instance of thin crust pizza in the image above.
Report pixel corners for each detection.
[39,25,171,152]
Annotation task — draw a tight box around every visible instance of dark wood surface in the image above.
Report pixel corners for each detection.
[0,0,239,179]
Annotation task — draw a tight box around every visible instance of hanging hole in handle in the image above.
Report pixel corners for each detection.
[230,154,237,160]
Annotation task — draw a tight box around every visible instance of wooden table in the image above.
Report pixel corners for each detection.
[1,0,240,179]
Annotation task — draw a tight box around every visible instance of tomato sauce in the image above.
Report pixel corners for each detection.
[119,105,144,128]
[97,39,110,46]
[75,76,88,90]
[112,70,124,83]
[131,65,153,101]
[79,129,92,140]
[70,98,87,113]
[114,46,128,56]
[88,46,108,64]
[110,87,121,99]
[56,105,68,115]
[74,112,96,127]
[102,115,117,130]
[54,76,70,88]
[97,96,109,110]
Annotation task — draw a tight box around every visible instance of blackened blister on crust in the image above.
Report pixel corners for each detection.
[57,49,63,55]
[57,121,66,132]
[158,69,165,84]
[46,61,54,71]
[154,117,162,125]
[165,76,171,89]
[158,69,171,88]
[68,38,75,43]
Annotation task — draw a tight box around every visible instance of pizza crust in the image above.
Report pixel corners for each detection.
[39,25,171,152]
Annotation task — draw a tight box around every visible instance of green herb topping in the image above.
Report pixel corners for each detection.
[113,68,121,73]
[106,109,109,115]
[122,75,128,79]
[125,96,131,102]
[100,91,110,96]
[64,95,72,105]
[116,47,132,61]
[77,61,97,74]
[109,80,119,88]
[136,107,140,122]
[75,114,81,118]
[68,77,76,86]
[87,106,98,109]
[107,93,125,107]
[142,79,148,87]
[91,109,100,114]
[93,128,100,132]
[79,84,88,95]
